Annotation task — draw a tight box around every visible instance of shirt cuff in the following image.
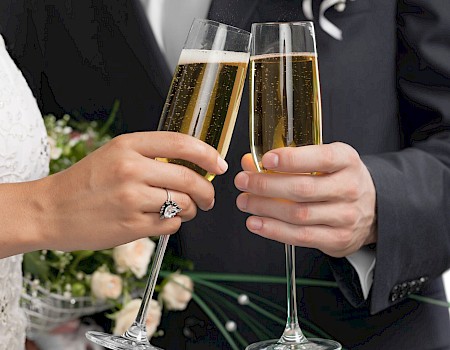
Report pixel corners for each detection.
[345,246,377,300]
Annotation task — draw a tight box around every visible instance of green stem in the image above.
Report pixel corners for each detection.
[98,99,120,137]
[233,331,249,348]
[228,285,334,339]
[194,286,248,348]
[195,284,276,341]
[191,293,240,350]
[179,271,338,288]
[191,277,317,338]
[409,294,450,308]
[228,285,285,313]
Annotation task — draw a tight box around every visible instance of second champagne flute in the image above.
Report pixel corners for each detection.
[247,21,341,350]
[86,18,251,350]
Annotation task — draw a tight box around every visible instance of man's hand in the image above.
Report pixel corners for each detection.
[234,142,377,257]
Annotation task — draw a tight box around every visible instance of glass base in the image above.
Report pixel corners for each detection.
[85,331,162,350]
[246,338,342,350]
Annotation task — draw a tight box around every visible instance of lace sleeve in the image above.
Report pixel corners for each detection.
[0,34,49,349]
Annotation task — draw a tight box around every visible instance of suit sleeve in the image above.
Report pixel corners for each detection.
[360,0,450,314]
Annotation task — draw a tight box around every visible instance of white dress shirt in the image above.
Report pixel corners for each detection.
[142,0,212,72]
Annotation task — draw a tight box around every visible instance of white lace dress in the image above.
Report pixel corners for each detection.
[0,35,49,349]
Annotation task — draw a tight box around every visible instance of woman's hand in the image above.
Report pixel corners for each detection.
[235,142,376,258]
[8,132,227,256]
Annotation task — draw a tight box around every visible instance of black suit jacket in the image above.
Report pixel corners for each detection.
[2,0,450,349]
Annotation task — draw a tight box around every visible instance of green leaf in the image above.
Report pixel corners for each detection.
[71,282,87,297]
[99,99,120,137]
[23,252,50,280]
[71,250,95,260]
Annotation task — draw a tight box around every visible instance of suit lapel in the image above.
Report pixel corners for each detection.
[107,0,259,99]
[107,0,171,99]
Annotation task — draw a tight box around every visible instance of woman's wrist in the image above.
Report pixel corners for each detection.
[0,179,49,257]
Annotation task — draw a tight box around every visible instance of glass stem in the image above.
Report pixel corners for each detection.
[279,244,307,344]
[124,234,170,342]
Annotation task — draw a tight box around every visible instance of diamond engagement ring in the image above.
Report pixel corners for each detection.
[160,189,182,219]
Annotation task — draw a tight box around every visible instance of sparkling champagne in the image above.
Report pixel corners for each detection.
[158,49,249,181]
[250,53,322,172]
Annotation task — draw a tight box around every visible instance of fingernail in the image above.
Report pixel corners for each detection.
[217,156,228,173]
[262,152,279,169]
[207,198,215,210]
[235,172,249,191]
[236,194,248,211]
[248,217,263,230]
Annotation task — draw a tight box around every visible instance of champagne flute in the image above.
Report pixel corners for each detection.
[247,22,341,350]
[86,18,251,350]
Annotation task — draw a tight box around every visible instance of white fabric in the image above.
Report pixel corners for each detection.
[144,0,212,71]
[346,247,376,300]
[302,0,356,40]
[0,35,49,349]
[145,0,165,54]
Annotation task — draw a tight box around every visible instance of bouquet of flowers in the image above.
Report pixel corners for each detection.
[21,105,195,340]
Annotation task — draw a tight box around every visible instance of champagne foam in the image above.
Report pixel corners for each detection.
[179,49,250,65]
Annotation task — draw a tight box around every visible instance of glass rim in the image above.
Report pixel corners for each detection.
[251,21,314,27]
[193,18,251,37]
[250,52,317,59]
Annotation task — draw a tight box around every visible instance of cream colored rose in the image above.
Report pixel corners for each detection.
[113,299,162,338]
[90,270,122,300]
[47,136,62,160]
[113,238,156,278]
[160,273,194,311]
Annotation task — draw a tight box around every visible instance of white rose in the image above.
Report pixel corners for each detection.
[68,135,81,148]
[113,299,162,338]
[113,238,156,278]
[47,136,62,160]
[62,126,73,134]
[90,270,122,300]
[160,273,194,311]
